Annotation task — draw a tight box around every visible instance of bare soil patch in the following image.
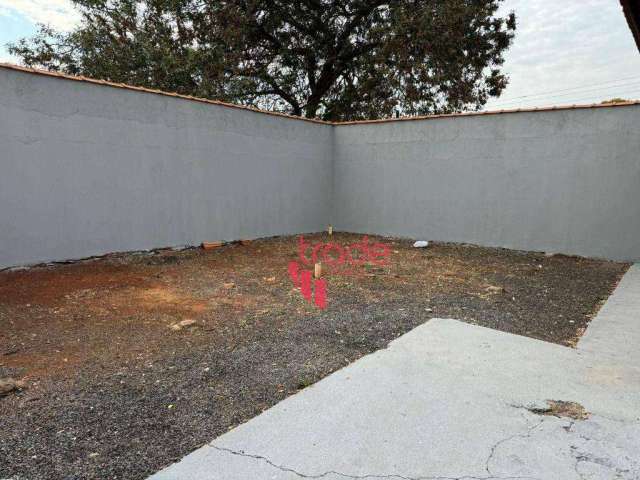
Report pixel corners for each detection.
[0,233,628,479]
[528,400,591,421]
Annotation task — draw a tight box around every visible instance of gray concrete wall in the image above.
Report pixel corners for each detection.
[2,66,639,267]
[333,106,640,261]
[0,68,333,267]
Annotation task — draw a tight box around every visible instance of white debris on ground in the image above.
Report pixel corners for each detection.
[170,319,198,331]
[413,240,429,248]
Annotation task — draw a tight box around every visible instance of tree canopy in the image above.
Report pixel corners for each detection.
[9,0,516,121]
[601,98,630,104]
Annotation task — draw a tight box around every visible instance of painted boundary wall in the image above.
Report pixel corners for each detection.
[0,67,333,267]
[333,106,640,261]
[1,65,639,267]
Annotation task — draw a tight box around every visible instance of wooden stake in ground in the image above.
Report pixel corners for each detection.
[314,263,322,278]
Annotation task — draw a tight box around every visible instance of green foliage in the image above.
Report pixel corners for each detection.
[9,0,516,121]
[600,98,630,104]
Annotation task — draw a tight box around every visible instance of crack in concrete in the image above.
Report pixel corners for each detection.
[570,438,635,479]
[571,450,631,480]
[485,418,547,477]
[209,444,540,480]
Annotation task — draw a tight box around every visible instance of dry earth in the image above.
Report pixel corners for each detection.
[0,233,629,479]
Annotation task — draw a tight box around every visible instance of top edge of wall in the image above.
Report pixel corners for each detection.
[0,63,332,126]
[3,62,640,126]
[336,101,640,125]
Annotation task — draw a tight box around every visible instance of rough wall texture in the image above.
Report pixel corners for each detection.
[0,68,333,267]
[333,106,640,261]
[1,66,639,267]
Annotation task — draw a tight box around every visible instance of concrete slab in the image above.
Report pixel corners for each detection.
[149,265,640,480]
[579,264,640,363]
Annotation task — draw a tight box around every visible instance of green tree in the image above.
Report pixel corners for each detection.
[600,98,630,104]
[9,0,516,121]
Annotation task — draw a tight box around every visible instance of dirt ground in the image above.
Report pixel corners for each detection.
[0,233,628,480]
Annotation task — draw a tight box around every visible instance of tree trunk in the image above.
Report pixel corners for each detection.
[304,98,321,118]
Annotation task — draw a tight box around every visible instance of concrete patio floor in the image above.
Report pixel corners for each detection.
[150,265,640,480]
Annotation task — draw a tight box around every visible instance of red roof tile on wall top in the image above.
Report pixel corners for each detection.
[1,62,639,126]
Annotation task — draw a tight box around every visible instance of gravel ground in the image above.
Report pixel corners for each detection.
[0,233,629,479]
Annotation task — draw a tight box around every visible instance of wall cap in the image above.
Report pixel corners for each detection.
[2,62,639,126]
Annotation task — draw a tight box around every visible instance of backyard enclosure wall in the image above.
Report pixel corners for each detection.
[0,67,333,267]
[1,65,639,268]
[333,107,640,261]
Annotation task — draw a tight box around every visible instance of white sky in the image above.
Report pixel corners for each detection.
[0,0,79,32]
[485,0,640,109]
[1,0,639,109]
